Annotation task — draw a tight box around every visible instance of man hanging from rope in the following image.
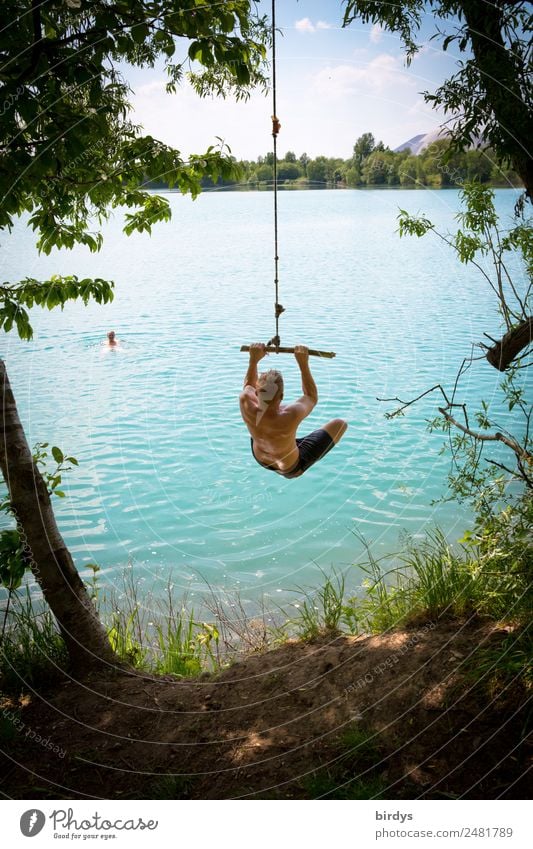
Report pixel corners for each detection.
[240,343,347,478]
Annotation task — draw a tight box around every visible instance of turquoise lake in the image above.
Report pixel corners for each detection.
[0,188,526,608]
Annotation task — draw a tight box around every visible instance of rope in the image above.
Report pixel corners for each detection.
[268,0,284,350]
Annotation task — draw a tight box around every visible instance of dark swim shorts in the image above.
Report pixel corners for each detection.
[251,428,335,479]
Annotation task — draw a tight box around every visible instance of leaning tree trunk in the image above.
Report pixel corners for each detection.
[0,359,117,671]
[485,317,533,371]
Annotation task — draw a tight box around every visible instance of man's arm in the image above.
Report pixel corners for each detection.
[243,342,267,387]
[240,342,267,414]
[297,349,318,403]
[243,357,258,390]
[287,345,318,420]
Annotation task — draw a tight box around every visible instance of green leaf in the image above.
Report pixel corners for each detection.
[0,528,27,590]
[131,23,150,44]
[51,446,64,464]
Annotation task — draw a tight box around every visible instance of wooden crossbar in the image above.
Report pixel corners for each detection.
[240,345,335,359]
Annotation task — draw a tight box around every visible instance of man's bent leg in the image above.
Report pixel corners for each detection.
[292,421,347,476]
[321,418,348,445]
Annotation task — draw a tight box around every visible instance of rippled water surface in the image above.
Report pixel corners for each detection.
[0,189,525,603]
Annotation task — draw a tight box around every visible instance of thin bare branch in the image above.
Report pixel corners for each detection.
[378,384,450,417]
[438,406,532,463]
[486,459,519,477]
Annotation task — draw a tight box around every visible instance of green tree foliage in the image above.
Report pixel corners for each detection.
[299,153,310,176]
[353,132,375,162]
[0,0,270,667]
[0,276,113,341]
[213,139,521,191]
[277,161,302,182]
[254,163,274,184]
[398,155,420,187]
[342,1,533,201]
[326,158,346,184]
[394,184,532,496]
[0,0,269,338]
[362,149,399,185]
[307,156,328,184]
[345,165,362,188]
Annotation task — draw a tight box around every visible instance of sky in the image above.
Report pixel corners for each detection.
[126,0,462,161]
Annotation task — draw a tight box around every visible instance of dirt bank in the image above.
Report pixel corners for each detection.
[1,618,530,799]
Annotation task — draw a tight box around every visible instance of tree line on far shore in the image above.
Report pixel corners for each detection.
[147,132,522,192]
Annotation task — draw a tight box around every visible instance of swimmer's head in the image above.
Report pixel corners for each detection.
[107,330,116,342]
[257,369,283,406]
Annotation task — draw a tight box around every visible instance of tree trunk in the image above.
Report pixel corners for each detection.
[0,359,117,671]
[460,1,533,202]
[485,317,533,371]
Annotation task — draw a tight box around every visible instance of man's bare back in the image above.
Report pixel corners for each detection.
[239,343,347,478]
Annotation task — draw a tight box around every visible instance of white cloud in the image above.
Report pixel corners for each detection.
[126,42,437,161]
[314,54,414,98]
[295,17,315,33]
[136,80,167,97]
[295,18,332,33]
[410,43,438,61]
[131,78,269,160]
[370,23,383,44]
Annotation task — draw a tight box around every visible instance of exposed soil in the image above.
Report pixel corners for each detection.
[1,618,531,799]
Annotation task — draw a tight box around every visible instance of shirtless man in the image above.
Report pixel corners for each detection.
[106,330,118,347]
[240,342,347,478]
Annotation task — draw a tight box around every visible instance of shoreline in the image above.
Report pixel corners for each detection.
[1,514,530,800]
[149,183,523,194]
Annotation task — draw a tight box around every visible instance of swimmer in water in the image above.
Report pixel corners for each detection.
[106,330,118,347]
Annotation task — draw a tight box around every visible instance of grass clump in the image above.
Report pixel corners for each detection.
[343,529,481,633]
[152,612,219,677]
[468,625,533,696]
[284,568,345,640]
[301,726,386,799]
[0,589,68,693]
[337,507,532,634]
[140,774,196,800]
[2,495,530,695]
[0,573,224,690]
[90,567,222,676]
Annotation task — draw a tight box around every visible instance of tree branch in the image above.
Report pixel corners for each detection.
[484,316,533,370]
[377,384,451,417]
[438,406,532,465]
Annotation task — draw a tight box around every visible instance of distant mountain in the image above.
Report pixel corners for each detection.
[394,128,452,155]
[394,133,429,154]
[394,127,484,155]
